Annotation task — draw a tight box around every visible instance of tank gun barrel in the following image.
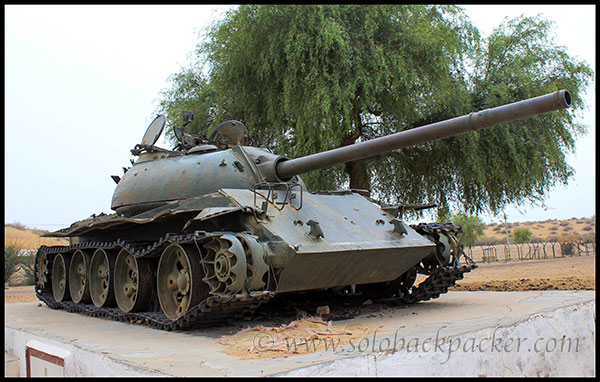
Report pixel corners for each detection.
[276,90,572,180]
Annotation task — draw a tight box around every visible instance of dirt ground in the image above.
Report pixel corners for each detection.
[4,285,38,303]
[451,255,595,291]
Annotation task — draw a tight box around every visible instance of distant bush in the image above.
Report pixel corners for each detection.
[476,236,505,246]
[580,234,595,243]
[513,227,532,244]
[560,242,575,256]
[6,222,28,231]
[530,236,544,243]
[582,226,593,232]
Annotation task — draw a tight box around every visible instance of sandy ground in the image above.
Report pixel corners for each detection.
[451,255,595,291]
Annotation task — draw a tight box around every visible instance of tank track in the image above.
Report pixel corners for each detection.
[34,232,275,331]
[394,263,477,305]
[397,222,477,304]
[35,224,476,330]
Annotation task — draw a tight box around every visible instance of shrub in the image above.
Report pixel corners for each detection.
[6,222,28,231]
[560,242,575,256]
[19,252,36,286]
[4,245,21,283]
[513,227,532,244]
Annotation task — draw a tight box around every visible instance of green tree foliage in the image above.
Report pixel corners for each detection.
[435,206,453,223]
[5,245,21,283]
[452,214,486,248]
[513,227,532,243]
[157,5,593,215]
[159,67,217,146]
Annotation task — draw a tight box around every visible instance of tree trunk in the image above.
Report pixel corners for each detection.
[345,160,370,190]
[341,121,370,191]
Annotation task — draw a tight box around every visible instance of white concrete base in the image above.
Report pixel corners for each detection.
[4,291,596,377]
[5,352,20,377]
[280,301,595,376]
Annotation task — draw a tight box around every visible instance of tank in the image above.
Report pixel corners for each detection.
[34,90,572,330]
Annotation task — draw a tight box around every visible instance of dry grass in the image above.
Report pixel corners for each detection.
[4,226,69,249]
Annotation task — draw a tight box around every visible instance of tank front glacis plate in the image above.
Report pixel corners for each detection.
[221,189,436,292]
[221,189,433,253]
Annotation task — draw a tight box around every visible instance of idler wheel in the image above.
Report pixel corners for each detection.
[89,249,116,308]
[35,251,50,291]
[202,234,247,294]
[69,250,93,303]
[52,253,72,302]
[157,243,208,321]
[114,249,153,313]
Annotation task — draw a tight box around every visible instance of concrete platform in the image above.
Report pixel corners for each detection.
[4,291,595,377]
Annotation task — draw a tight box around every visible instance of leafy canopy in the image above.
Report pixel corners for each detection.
[157,5,593,216]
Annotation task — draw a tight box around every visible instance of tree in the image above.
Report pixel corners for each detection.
[157,5,593,216]
[513,227,532,244]
[451,213,486,249]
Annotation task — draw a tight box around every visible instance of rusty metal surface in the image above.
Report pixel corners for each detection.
[221,188,434,254]
[111,149,260,214]
[45,193,237,237]
[275,246,432,293]
[221,188,435,292]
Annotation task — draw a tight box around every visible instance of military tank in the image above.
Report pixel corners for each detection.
[35,90,572,330]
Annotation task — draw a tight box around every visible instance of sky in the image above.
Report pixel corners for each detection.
[4,4,596,231]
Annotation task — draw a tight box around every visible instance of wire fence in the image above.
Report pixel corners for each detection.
[468,240,596,263]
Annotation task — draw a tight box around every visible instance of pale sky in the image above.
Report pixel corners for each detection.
[4,5,595,230]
